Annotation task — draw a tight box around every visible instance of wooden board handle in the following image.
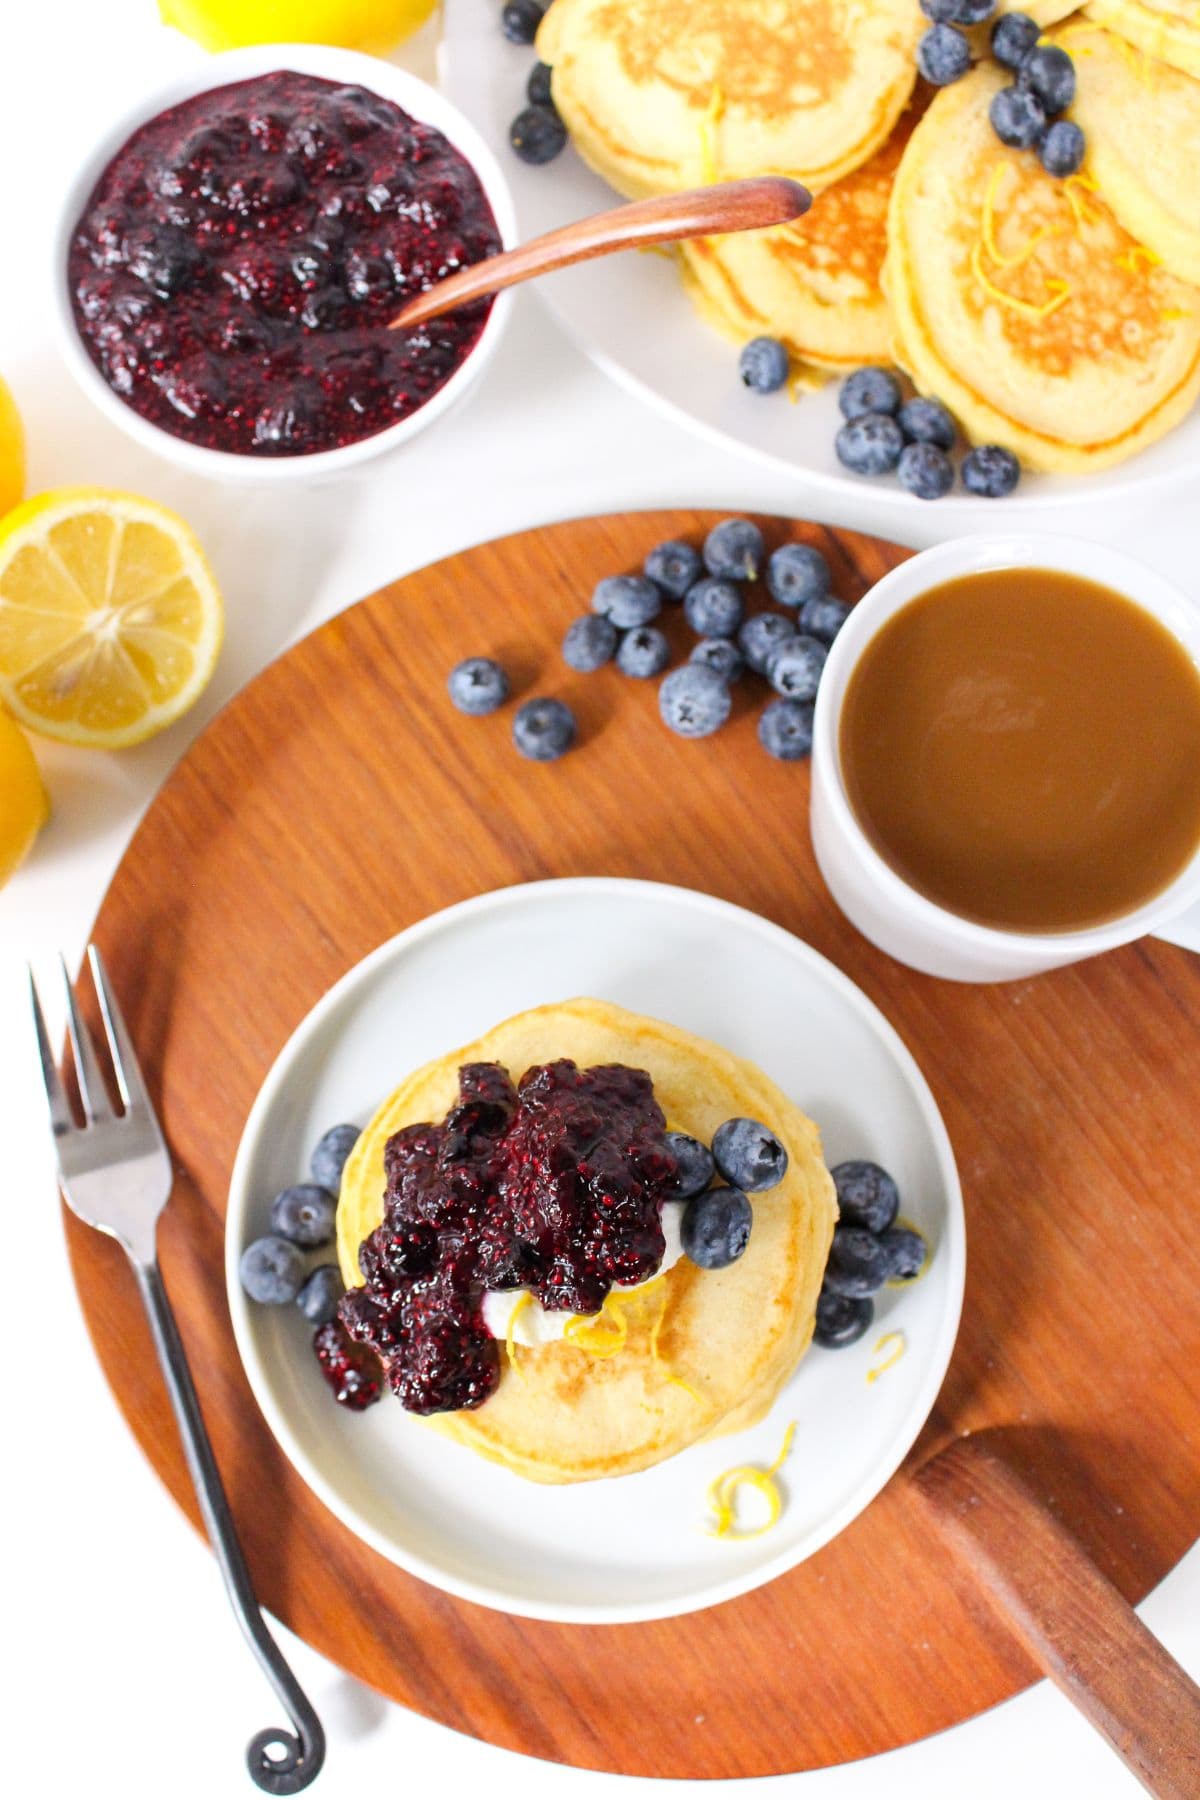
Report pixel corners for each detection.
[914,1436,1200,1799]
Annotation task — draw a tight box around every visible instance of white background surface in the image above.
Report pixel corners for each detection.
[2,4,1197,1796]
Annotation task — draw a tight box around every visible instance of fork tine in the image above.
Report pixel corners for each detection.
[29,966,74,1137]
[59,952,116,1122]
[87,944,149,1117]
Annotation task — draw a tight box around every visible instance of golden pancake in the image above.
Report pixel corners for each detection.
[1083,0,1200,78]
[537,0,920,199]
[885,65,1200,472]
[1053,22,1200,284]
[337,998,837,1485]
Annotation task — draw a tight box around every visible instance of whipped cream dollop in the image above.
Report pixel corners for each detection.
[482,1202,685,1348]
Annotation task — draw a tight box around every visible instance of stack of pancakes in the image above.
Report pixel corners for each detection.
[540,0,1200,472]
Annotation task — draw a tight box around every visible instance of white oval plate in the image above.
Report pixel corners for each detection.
[440,0,1200,513]
[226,878,964,1623]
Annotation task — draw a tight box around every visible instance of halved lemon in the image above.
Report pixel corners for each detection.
[0,709,48,886]
[0,489,223,749]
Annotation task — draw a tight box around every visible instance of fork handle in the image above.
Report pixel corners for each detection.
[132,1258,325,1793]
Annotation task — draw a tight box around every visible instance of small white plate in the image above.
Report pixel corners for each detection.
[226,878,964,1623]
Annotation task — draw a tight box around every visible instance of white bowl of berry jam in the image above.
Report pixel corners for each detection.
[54,48,517,480]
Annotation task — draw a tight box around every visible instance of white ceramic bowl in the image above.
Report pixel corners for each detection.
[52,45,517,483]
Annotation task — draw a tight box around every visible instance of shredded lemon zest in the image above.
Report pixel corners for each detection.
[699,83,725,185]
[980,165,1067,269]
[1161,306,1194,321]
[504,1291,534,1378]
[706,1421,797,1540]
[1115,243,1162,274]
[971,242,1072,317]
[564,1289,629,1357]
[885,1215,931,1289]
[867,1331,907,1386]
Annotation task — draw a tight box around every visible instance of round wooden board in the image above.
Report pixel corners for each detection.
[69,510,1200,1779]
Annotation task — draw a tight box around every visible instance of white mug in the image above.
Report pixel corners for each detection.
[810,533,1200,983]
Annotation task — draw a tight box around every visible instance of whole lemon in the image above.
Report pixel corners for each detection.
[158,0,438,53]
[0,375,25,520]
[0,710,48,887]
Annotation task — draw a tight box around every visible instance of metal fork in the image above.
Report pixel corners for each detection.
[31,946,325,1794]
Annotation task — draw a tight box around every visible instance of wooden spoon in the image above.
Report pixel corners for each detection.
[389,176,811,330]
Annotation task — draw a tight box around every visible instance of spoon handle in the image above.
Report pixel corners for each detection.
[389,175,811,330]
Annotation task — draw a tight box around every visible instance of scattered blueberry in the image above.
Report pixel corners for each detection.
[917,23,972,85]
[1019,44,1075,114]
[897,395,956,450]
[962,443,1021,496]
[768,634,827,701]
[592,573,662,628]
[955,0,996,22]
[703,518,764,582]
[712,1117,789,1191]
[836,411,905,476]
[310,1123,360,1193]
[617,625,671,678]
[681,1186,753,1269]
[526,60,555,108]
[666,1130,716,1199]
[691,637,745,682]
[296,1264,344,1327]
[898,441,955,500]
[684,576,745,638]
[991,9,1040,68]
[270,1183,337,1248]
[823,1225,892,1297]
[989,83,1046,149]
[512,696,576,760]
[1039,117,1085,177]
[798,595,852,645]
[448,656,509,716]
[509,105,567,164]
[563,612,618,671]
[501,0,544,44]
[814,1289,874,1348]
[879,1226,927,1282]
[919,0,962,19]
[739,611,798,674]
[758,697,815,760]
[739,336,790,393]
[839,366,902,420]
[658,663,733,738]
[766,541,830,609]
[239,1235,306,1304]
[644,538,702,600]
[831,1161,900,1234]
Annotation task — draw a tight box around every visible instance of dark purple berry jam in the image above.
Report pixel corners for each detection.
[340,1060,679,1415]
[67,71,502,456]
[313,1317,383,1411]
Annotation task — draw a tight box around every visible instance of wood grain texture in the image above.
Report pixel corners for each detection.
[65,510,1200,1778]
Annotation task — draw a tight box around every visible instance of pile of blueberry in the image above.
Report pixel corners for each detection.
[667,1117,789,1268]
[834,365,1020,498]
[500,2,568,165]
[814,1161,927,1348]
[449,656,579,761]
[918,0,1085,178]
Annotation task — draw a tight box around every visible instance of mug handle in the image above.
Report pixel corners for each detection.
[1152,895,1200,953]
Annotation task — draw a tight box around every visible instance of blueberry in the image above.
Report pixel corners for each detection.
[962,443,1021,496]
[836,411,905,476]
[739,336,790,393]
[712,1117,788,1191]
[919,0,962,19]
[839,366,902,420]
[691,637,745,682]
[879,1226,927,1282]
[512,697,576,760]
[1019,44,1075,114]
[644,538,702,600]
[681,1187,753,1269]
[955,0,996,22]
[592,573,662,628]
[917,23,972,85]
[617,625,671,678]
[823,1225,892,1297]
[501,0,544,43]
[665,1130,716,1199]
[563,612,618,671]
[684,576,745,638]
[1039,118,1085,177]
[798,595,852,645]
[658,663,732,738]
[989,83,1046,148]
[310,1123,360,1192]
[296,1264,344,1327]
[703,518,764,582]
[448,656,509,716]
[991,10,1040,67]
[898,441,955,500]
[768,633,827,701]
[831,1161,900,1233]
[758,697,815,760]
[897,395,957,450]
[239,1235,305,1304]
[814,1289,874,1348]
[271,1183,338,1248]
[739,611,798,674]
[766,542,830,609]
[509,104,567,164]
[527,61,555,107]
